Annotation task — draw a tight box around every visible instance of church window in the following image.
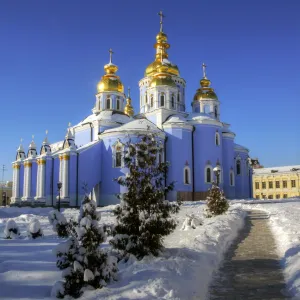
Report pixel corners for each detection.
[268,195,273,199]
[184,166,191,184]
[116,99,120,110]
[151,96,154,107]
[236,160,241,175]
[160,94,165,107]
[215,132,220,146]
[230,170,235,186]
[106,98,111,109]
[205,166,212,183]
[177,93,180,103]
[214,106,218,118]
[171,96,175,108]
[283,194,288,198]
[114,144,123,168]
[256,195,260,199]
[145,94,148,104]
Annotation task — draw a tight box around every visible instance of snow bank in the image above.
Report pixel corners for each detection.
[236,199,300,298]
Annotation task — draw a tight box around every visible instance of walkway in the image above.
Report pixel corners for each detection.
[208,210,290,299]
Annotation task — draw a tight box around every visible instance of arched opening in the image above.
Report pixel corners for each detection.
[114,145,122,168]
[215,132,220,146]
[214,106,218,118]
[184,167,190,184]
[106,98,111,109]
[145,94,148,104]
[230,170,235,186]
[151,96,154,107]
[116,99,120,110]
[160,94,165,107]
[171,96,175,108]
[206,167,212,183]
[236,160,241,175]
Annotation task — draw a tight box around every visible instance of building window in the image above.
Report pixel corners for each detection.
[255,195,260,199]
[230,170,235,186]
[262,182,266,189]
[283,194,288,199]
[236,160,241,175]
[151,96,154,107]
[268,195,273,199]
[269,182,273,189]
[255,182,259,189]
[177,93,180,103]
[106,98,111,109]
[205,166,212,183]
[276,194,280,199]
[160,94,165,107]
[171,96,175,108]
[113,145,123,168]
[276,181,280,188]
[283,181,287,188]
[184,167,191,184]
[215,132,220,146]
[145,94,148,104]
[291,180,296,188]
[214,106,218,118]
[116,99,120,110]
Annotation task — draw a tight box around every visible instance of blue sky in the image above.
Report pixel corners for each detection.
[0,0,299,181]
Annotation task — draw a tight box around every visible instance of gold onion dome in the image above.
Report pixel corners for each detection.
[124,88,134,117]
[193,63,218,101]
[144,11,180,77]
[97,49,124,93]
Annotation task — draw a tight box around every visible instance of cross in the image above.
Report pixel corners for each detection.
[109,48,114,63]
[45,129,48,135]
[158,11,165,32]
[32,135,34,140]
[202,62,207,78]
[128,86,131,97]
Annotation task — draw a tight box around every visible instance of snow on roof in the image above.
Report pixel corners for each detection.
[77,140,101,153]
[164,114,187,124]
[186,112,217,122]
[50,141,64,153]
[103,118,163,134]
[234,143,249,152]
[76,111,131,127]
[253,165,300,175]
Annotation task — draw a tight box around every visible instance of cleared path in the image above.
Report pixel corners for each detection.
[209,210,290,299]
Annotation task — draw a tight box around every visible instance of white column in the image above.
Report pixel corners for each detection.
[41,161,45,198]
[63,156,69,198]
[36,161,41,198]
[23,162,32,199]
[15,165,20,198]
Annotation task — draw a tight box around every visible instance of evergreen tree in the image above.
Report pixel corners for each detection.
[52,194,117,299]
[48,210,69,238]
[206,183,229,217]
[110,134,180,259]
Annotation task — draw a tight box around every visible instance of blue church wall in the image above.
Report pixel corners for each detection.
[193,125,223,193]
[234,151,250,199]
[75,128,92,148]
[222,136,235,199]
[69,154,78,206]
[77,142,102,205]
[45,158,53,206]
[30,162,37,199]
[164,127,192,201]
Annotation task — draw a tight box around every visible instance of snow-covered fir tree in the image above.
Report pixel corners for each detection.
[48,210,69,238]
[27,219,43,239]
[52,194,117,299]
[110,134,180,259]
[4,219,20,239]
[206,183,229,217]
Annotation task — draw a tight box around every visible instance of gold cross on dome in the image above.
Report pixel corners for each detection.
[158,11,165,32]
[109,48,114,63]
[128,86,131,97]
[202,63,207,78]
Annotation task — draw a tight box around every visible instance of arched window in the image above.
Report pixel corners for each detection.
[230,170,235,186]
[214,106,218,118]
[236,160,241,175]
[205,166,212,183]
[114,145,122,168]
[215,132,220,146]
[116,99,120,110]
[184,166,191,184]
[151,96,154,107]
[171,96,175,108]
[106,98,111,109]
[160,94,165,107]
[145,94,148,104]
[177,93,180,103]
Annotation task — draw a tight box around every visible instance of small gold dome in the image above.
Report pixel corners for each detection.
[156,31,168,42]
[193,89,218,101]
[97,75,124,93]
[150,75,176,87]
[145,60,179,77]
[200,78,211,88]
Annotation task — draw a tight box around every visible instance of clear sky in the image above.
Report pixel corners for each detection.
[0,0,299,181]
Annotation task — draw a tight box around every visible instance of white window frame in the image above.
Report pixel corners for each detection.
[113,142,124,168]
[183,166,191,185]
[205,165,213,183]
[215,132,220,146]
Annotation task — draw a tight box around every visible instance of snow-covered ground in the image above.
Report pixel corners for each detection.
[233,198,300,298]
[0,203,245,300]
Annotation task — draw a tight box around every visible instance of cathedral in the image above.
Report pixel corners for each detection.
[11,13,252,207]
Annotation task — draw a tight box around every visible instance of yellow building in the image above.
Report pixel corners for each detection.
[253,165,300,199]
[0,181,12,206]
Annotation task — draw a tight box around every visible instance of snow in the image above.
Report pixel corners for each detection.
[253,165,300,174]
[0,203,245,299]
[233,198,300,298]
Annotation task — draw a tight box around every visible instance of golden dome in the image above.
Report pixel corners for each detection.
[124,88,134,116]
[145,60,179,77]
[156,31,168,43]
[97,49,124,94]
[150,75,176,87]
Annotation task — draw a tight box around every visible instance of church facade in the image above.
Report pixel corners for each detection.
[11,15,252,207]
